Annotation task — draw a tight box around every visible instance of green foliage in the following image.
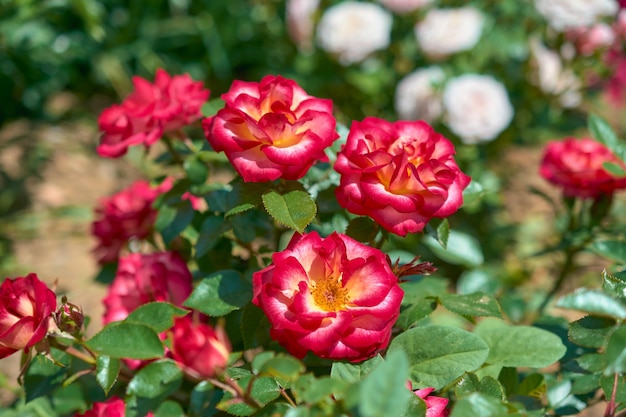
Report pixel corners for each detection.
[85,322,164,359]
[184,270,252,316]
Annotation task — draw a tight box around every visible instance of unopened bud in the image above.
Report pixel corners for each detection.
[54,297,84,335]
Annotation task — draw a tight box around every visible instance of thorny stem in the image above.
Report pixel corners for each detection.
[280,388,297,408]
[538,245,579,314]
[163,135,185,166]
[605,372,620,417]
[48,337,96,366]
[207,376,263,410]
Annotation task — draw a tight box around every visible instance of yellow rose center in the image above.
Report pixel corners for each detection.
[309,274,350,312]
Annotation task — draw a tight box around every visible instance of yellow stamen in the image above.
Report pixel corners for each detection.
[309,273,350,312]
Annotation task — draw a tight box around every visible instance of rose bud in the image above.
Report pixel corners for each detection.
[170,315,231,380]
[54,297,84,335]
[413,387,449,417]
[0,273,57,359]
[74,396,154,417]
[252,231,404,362]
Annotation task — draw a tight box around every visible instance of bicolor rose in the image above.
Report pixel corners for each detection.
[0,273,56,358]
[395,66,446,122]
[103,252,193,325]
[74,396,153,417]
[97,69,209,158]
[170,315,231,380]
[442,74,514,144]
[252,232,403,362]
[204,75,337,182]
[539,137,626,198]
[91,179,171,264]
[413,387,449,417]
[316,2,393,65]
[414,7,484,59]
[334,118,470,236]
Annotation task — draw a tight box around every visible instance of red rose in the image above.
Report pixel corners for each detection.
[103,252,193,325]
[204,75,338,182]
[170,315,231,380]
[0,273,56,358]
[74,396,153,417]
[414,387,449,417]
[539,137,626,198]
[252,232,403,362]
[334,117,471,236]
[97,69,209,158]
[91,179,171,265]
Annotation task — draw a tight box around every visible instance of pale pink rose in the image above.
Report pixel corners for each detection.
[378,0,433,14]
[252,232,403,362]
[567,23,616,55]
[334,117,470,236]
[286,0,320,52]
[534,0,618,31]
[415,7,483,58]
[395,66,446,122]
[204,75,337,182]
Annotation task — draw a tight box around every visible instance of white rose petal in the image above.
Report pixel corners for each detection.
[535,0,618,31]
[395,66,445,122]
[415,7,484,58]
[317,2,393,65]
[442,74,514,144]
[378,0,433,14]
[286,0,321,52]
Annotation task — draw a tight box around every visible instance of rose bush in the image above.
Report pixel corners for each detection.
[97,69,209,158]
[334,117,470,236]
[0,273,56,359]
[169,315,231,380]
[539,137,626,198]
[252,231,403,362]
[204,75,337,182]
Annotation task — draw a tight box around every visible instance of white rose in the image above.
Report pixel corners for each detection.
[378,0,433,14]
[442,74,514,144]
[317,2,393,65]
[286,0,321,52]
[414,7,483,58]
[395,66,445,122]
[529,38,582,108]
[535,0,618,31]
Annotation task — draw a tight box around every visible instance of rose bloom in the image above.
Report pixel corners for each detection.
[74,396,153,417]
[413,388,449,417]
[0,273,56,359]
[103,252,193,325]
[204,75,337,182]
[334,117,470,236]
[535,0,618,32]
[286,0,320,52]
[540,137,626,198]
[415,7,484,59]
[170,315,231,380]
[395,66,446,122]
[316,2,393,65]
[91,179,171,265]
[529,38,582,109]
[442,74,514,144]
[253,232,403,362]
[97,69,209,158]
[378,0,433,14]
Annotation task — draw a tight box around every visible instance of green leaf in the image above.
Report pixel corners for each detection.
[603,269,626,298]
[127,360,183,398]
[556,288,626,319]
[456,373,505,400]
[262,189,317,232]
[396,298,437,330]
[604,325,626,375]
[474,319,566,368]
[353,350,411,417]
[600,373,626,406]
[96,355,120,395]
[202,98,225,118]
[423,230,484,267]
[184,270,252,316]
[450,392,508,417]
[24,353,68,402]
[330,355,383,384]
[589,114,626,162]
[154,400,185,417]
[218,376,280,416]
[568,315,616,348]
[439,292,502,319]
[589,240,626,263]
[159,201,195,246]
[195,216,227,259]
[462,180,485,206]
[603,161,626,177]
[184,158,209,185]
[345,217,378,243]
[241,303,272,349]
[258,355,305,386]
[389,325,489,389]
[125,302,189,333]
[86,322,164,359]
[436,219,450,249]
[292,374,348,404]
